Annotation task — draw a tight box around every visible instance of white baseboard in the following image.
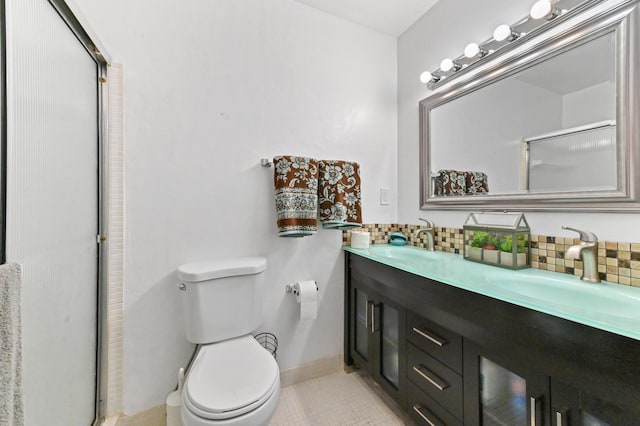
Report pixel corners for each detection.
[280,354,343,388]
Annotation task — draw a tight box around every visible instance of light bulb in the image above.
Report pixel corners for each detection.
[464,43,485,58]
[440,58,454,72]
[420,71,433,84]
[494,24,515,42]
[530,0,557,20]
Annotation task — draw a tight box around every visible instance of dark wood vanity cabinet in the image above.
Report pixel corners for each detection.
[348,273,407,405]
[344,252,640,425]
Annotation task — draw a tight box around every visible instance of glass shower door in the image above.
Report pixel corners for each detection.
[5,0,100,424]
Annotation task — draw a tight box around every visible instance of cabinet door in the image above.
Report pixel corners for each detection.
[350,285,372,371]
[348,280,406,404]
[464,340,550,426]
[552,381,639,426]
[372,294,406,404]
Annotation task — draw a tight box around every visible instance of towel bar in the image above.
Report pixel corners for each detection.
[261,158,273,167]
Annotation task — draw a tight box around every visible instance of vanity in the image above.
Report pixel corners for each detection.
[343,245,640,425]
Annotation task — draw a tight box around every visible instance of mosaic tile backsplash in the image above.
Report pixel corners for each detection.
[343,224,640,288]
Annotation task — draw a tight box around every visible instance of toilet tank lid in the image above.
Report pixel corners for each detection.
[178,257,267,282]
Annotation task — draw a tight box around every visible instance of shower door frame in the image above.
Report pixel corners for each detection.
[0,0,111,423]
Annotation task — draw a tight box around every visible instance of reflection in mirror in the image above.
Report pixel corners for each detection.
[420,0,640,211]
[429,31,616,197]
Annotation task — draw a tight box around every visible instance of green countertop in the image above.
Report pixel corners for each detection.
[344,244,640,341]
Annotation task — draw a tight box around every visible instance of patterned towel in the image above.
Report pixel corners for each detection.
[436,170,466,196]
[465,171,489,194]
[273,156,319,237]
[318,160,362,230]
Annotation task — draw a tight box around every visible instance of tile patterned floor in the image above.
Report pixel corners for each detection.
[270,371,408,425]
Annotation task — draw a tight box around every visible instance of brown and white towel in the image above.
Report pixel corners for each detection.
[465,171,489,194]
[318,160,362,230]
[437,169,466,196]
[273,156,319,237]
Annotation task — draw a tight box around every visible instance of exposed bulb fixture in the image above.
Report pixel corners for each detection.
[530,0,559,20]
[420,71,439,84]
[440,58,460,72]
[493,24,519,42]
[464,42,487,58]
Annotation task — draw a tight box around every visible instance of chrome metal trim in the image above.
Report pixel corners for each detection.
[412,365,449,391]
[420,0,640,212]
[524,120,616,143]
[530,396,537,426]
[412,405,440,426]
[412,326,448,347]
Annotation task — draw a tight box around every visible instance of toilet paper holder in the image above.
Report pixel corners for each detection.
[285,281,318,295]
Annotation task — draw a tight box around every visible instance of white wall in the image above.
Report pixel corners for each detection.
[562,81,615,127]
[398,0,640,242]
[74,0,397,415]
[431,78,562,193]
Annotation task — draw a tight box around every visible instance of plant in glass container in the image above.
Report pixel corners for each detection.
[483,234,500,263]
[499,235,528,267]
[468,231,487,260]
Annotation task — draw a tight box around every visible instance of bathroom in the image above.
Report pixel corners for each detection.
[1,0,639,425]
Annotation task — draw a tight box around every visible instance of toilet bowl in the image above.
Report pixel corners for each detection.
[181,335,280,426]
[177,258,280,426]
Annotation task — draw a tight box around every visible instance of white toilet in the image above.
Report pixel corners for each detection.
[177,257,281,426]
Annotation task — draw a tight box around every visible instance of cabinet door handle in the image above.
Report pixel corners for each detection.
[412,365,449,391]
[555,409,568,426]
[412,404,444,426]
[412,326,448,347]
[368,302,380,333]
[365,301,373,330]
[530,396,542,426]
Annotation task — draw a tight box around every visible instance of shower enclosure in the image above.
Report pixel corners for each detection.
[2,0,109,424]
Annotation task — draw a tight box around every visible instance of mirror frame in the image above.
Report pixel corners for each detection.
[419,0,640,212]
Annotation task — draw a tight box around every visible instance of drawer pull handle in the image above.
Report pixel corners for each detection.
[412,326,448,347]
[412,404,444,426]
[413,365,449,391]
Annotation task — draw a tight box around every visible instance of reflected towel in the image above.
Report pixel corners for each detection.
[274,156,319,237]
[318,160,362,230]
[465,171,489,194]
[0,263,23,426]
[437,170,466,196]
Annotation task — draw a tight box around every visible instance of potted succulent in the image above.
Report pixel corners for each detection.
[482,234,500,264]
[499,235,528,267]
[467,231,487,260]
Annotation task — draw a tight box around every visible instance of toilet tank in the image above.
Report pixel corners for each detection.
[177,257,266,344]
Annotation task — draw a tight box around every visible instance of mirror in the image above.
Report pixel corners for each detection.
[420,0,640,211]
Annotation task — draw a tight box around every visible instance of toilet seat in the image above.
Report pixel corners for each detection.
[183,335,279,421]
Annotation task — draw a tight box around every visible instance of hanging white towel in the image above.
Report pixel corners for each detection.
[0,263,24,426]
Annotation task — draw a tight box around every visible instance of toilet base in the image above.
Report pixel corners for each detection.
[181,377,281,426]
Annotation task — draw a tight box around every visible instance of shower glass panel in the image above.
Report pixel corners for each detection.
[5,0,99,424]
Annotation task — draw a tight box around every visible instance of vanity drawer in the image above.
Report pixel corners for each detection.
[407,343,463,419]
[407,381,463,426]
[407,310,462,374]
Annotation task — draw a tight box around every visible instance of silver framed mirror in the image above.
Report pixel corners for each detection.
[419,0,640,211]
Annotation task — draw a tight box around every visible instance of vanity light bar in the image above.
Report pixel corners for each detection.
[420,0,577,89]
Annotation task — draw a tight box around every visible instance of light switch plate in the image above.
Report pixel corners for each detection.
[380,188,390,205]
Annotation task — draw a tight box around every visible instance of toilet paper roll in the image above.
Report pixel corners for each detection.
[295,280,318,320]
[351,231,370,249]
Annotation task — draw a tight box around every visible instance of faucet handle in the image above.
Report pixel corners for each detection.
[419,218,435,228]
[562,226,598,243]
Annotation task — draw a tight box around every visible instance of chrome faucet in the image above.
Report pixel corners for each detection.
[414,218,435,251]
[562,226,600,283]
